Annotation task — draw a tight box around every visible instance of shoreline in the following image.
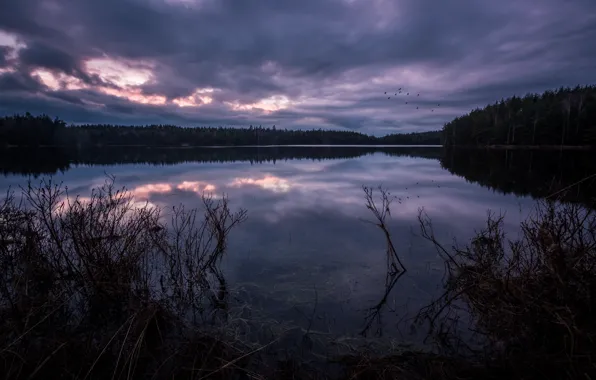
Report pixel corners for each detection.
[2,144,442,149]
[3,144,595,150]
[447,145,594,150]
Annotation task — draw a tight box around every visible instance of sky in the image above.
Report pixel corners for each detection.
[0,0,595,136]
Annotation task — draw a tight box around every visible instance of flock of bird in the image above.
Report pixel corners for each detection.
[391,180,443,204]
[384,88,441,112]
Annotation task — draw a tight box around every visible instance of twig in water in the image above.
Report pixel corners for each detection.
[362,186,407,273]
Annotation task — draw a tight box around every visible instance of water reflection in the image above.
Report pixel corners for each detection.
[230,175,291,193]
[441,148,596,208]
[0,146,442,176]
[0,146,593,341]
[361,269,405,337]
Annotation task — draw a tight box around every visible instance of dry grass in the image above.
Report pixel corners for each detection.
[416,200,596,379]
[2,178,594,379]
[0,176,278,379]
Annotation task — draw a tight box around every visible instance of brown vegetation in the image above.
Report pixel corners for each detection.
[0,177,260,379]
[416,200,596,379]
[1,178,594,379]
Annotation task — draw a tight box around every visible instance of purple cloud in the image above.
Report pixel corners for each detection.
[0,0,595,135]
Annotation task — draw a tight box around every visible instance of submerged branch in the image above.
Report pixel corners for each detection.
[362,186,407,273]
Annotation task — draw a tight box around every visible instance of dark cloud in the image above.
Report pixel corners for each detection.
[0,0,595,134]
[0,70,44,92]
[0,0,63,41]
[0,46,10,68]
[19,42,79,72]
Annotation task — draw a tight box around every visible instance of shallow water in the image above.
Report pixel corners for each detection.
[1,146,593,342]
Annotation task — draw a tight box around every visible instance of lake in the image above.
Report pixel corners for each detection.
[1,146,594,343]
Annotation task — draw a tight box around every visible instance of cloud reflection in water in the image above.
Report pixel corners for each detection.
[0,151,539,338]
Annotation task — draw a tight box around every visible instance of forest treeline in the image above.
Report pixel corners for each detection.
[0,113,441,147]
[3,85,595,148]
[0,146,443,176]
[440,148,596,207]
[443,85,596,146]
[2,143,595,209]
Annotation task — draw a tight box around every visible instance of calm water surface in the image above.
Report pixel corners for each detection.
[1,146,594,341]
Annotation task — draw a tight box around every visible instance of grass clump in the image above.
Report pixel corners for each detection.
[416,200,596,379]
[1,178,595,379]
[0,176,262,380]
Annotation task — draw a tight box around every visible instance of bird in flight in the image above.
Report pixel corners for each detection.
[382,89,443,114]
